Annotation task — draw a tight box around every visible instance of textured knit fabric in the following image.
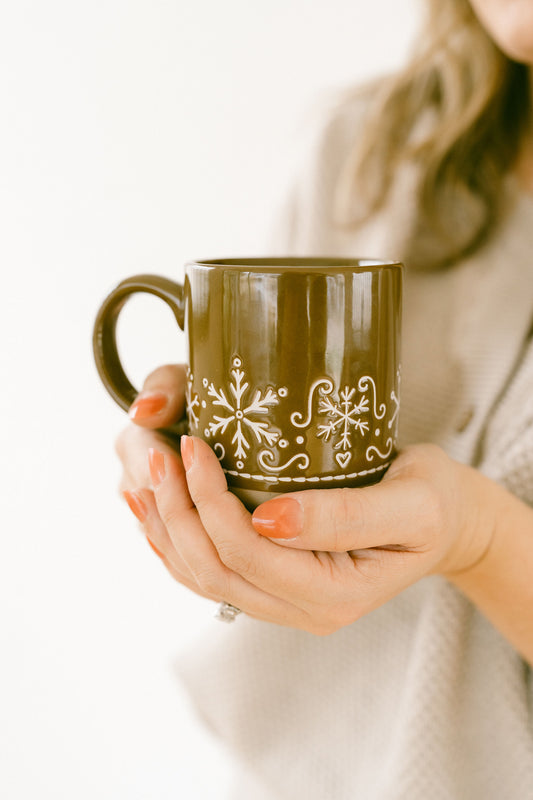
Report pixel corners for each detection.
[177,100,533,799]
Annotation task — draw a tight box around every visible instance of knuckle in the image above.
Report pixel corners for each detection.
[160,505,183,534]
[216,541,258,579]
[312,551,340,588]
[193,564,225,596]
[193,486,234,516]
[330,488,361,550]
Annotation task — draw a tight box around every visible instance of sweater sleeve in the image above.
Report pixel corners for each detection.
[476,330,533,711]
[479,331,533,506]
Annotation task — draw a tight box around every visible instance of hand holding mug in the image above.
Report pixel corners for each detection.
[111,352,494,633]
[116,421,494,633]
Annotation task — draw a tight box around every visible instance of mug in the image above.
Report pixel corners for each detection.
[93,257,402,509]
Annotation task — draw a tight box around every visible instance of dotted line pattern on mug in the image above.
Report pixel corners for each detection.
[221,461,391,484]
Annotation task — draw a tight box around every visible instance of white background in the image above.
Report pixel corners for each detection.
[0,1,417,797]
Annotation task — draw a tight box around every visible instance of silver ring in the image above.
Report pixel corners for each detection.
[215,601,242,623]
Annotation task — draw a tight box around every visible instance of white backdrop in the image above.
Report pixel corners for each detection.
[0,1,417,797]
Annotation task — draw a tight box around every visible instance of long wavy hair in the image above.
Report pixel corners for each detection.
[334,0,531,270]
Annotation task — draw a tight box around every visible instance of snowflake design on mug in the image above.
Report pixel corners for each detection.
[317,386,370,451]
[290,375,388,469]
[203,356,281,468]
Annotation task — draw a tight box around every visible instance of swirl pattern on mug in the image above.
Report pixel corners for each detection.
[186,355,400,482]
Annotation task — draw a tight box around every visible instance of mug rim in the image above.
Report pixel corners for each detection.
[187,256,403,271]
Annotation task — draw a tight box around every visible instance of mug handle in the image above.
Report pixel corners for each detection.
[92,273,187,434]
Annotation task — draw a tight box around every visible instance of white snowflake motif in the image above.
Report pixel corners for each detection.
[204,356,280,468]
[317,387,370,453]
[185,370,200,430]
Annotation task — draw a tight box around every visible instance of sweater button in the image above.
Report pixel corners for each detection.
[455,406,475,433]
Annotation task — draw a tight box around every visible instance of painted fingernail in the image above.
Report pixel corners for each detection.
[252,496,303,539]
[180,435,195,471]
[123,490,148,523]
[146,536,163,558]
[129,392,168,421]
[148,448,166,486]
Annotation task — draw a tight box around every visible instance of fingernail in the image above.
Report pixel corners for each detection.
[129,392,168,421]
[123,490,148,523]
[252,496,303,539]
[148,448,166,487]
[180,435,194,471]
[146,536,163,558]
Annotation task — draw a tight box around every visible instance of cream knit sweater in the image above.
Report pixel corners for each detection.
[177,102,533,799]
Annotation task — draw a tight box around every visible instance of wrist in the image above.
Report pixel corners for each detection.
[441,464,499,580]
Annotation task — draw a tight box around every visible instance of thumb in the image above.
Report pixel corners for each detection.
[251,477,424,552]
[128,364,187,428]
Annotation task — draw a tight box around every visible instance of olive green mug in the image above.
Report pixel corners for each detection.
[93,257,402,509]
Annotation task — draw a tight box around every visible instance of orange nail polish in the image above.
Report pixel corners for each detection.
[129,392,168,421]
[146,536,163,558]
[180,435,194,471]
[148,448,166,486]
[252,496,303,539]
[123,490,148,523]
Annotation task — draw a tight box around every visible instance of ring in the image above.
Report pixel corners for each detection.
[215,601,242,623]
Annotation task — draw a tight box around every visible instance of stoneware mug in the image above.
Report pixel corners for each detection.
[93,257,403,509]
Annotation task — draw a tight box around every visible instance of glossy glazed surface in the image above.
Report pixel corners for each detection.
[183,259,402,497]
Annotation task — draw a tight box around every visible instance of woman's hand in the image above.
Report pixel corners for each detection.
[118,370,495,632]
[116,366,533,658]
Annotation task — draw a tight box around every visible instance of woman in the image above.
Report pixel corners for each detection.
[117,1,533,797]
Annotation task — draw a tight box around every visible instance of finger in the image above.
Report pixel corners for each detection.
[177,435,324,605]
[177,439,410,630]
[122,487,217,599]
[123,485,411,631]
[123,487,178,561]
[128,364,188,428]
[132,489,215,596]
[149,444,313,625]
[140,486,309,627]
[250,469,435,552]
[115,425,181,490]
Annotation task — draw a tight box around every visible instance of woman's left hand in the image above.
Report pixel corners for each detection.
[132,437,495,634]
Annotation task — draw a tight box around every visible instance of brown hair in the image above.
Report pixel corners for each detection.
[334,0,530,270]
